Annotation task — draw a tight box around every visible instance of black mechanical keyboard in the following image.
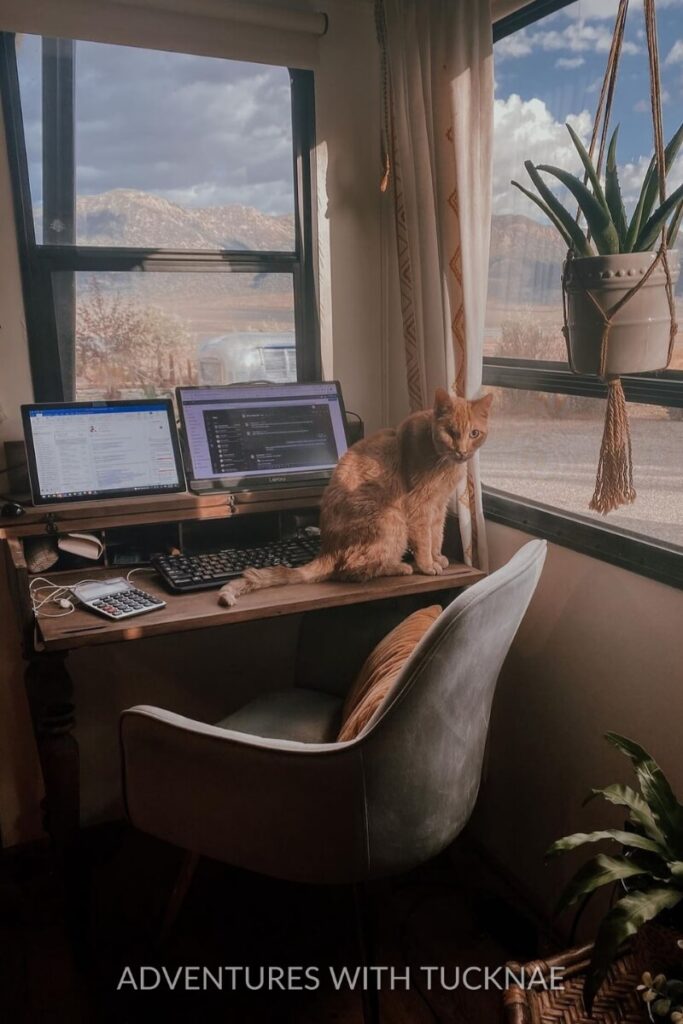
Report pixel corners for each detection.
[152,534,322,593]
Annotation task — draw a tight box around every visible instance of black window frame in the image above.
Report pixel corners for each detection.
[487,0,683,590]
[0,31,321,402]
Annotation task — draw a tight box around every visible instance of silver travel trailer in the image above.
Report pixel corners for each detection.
[197,332,296,386]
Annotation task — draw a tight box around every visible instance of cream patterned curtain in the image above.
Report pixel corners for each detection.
[380,0,494,569]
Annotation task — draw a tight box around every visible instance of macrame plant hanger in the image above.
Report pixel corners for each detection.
[561,0,677,514]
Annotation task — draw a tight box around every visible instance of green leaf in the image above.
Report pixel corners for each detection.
[605,126,628,250]
[669,861,683,879]
[626,120,683,251]
[626,154,656,251]
[584,888,683,1012]
[523,161,593,256]
[667,198,683,249]
[566,122,610,216]
[511,180,574,249]
[585,784,665,845]
[555,853,648,917]
[537,164,620,254]
[636,181,683,251]
[606,734,683,856]
[547,829,664,859]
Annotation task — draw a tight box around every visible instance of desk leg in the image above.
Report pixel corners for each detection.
[25,652,80,852]
[25,653,90,964]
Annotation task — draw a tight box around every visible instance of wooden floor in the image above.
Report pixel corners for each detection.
[0,826,545,1023]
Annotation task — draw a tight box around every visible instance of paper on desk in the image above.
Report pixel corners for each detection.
[57,532,104,561]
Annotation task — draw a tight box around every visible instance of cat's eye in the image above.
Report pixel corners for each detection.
[470,429,481,439]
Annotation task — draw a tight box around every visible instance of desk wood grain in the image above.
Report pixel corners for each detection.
[36,563,485,652]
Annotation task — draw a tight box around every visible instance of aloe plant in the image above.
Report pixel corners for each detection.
[512,122,683,256]
[547,733,683,1012]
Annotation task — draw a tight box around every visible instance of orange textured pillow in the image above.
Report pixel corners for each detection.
[337,605,442,742]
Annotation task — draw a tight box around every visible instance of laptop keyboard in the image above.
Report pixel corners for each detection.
[152,535,322,593]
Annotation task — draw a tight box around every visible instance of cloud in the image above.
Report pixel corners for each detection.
[495,33,533,59]
[495,21,639,60]
[633,90,670,112]
[618,151,683,204]
[17,34,296,216]
[555,56,585,69]
[491,93,590,215]
[665,40,683,65]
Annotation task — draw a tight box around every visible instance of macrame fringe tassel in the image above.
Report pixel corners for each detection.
[589,378,636,514]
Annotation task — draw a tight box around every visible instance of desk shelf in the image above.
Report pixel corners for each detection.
[0,487,324,539]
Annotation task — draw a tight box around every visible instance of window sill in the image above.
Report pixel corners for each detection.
[483,486,683,592]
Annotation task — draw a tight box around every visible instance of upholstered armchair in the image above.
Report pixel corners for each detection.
[120,540,546,1019]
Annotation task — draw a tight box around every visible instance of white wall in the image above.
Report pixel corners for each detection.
[471,521,683,925]
[315,0,385,433]
[0,102,34,456]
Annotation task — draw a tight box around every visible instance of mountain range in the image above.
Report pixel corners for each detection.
[72,189,295,252]
[52,189,680,304]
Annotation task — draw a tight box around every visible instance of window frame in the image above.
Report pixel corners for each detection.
[488,0,683,590]
[0,31,321,401]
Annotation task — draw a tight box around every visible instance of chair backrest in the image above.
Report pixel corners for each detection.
[355,539,546,877]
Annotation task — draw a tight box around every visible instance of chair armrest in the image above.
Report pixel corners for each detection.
[120,705,369,884]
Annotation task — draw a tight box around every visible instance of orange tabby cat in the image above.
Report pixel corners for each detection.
[218,388,492,607]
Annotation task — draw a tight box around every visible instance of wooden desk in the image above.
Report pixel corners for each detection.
[1,489,484,852]
[36,563,481,652]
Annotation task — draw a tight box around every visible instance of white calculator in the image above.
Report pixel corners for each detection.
[70,578,166,620]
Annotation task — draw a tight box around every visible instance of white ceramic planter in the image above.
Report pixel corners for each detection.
[563,250,679,376]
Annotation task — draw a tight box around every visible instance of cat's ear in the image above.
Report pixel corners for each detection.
[434,387,452,415]
[472,392,493,417]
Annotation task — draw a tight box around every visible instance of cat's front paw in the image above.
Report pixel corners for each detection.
[432,553,449,569]
[415,560,442,576]
[218,584,239,607]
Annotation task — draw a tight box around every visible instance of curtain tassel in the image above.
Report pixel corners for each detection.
[589,378,636,514]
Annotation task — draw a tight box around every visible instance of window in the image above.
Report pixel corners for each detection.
[0,33,319,401]
[485,0,683,580]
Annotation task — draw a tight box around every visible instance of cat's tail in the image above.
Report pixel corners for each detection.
[218,553,336,607]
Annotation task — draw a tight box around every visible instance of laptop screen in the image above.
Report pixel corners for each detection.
[22,399,185,504]
[177,382,349,489]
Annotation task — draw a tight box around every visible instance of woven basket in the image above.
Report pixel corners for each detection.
[502,944,647,1024]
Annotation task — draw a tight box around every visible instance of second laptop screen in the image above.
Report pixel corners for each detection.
[178,383,348,483]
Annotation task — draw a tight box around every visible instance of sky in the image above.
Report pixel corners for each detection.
[14,0,683,228]
[16,34,295,217]
[493,0,683,219]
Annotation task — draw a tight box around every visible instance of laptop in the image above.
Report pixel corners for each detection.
[176,381,349,494]
[21,398,186,505]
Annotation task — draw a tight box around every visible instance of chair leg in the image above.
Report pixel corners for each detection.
[353,883,380,1024]
[160,850,199,942]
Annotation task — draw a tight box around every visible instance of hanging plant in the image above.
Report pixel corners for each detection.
[512,120,682,378]
[509,0,679,515]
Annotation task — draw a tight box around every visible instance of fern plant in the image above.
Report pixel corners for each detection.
[512,122,683,257]
[547,733,683,1013]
